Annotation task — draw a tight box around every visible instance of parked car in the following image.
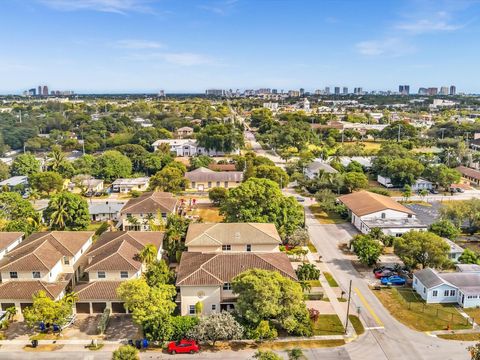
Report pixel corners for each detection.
[296,196,305,202]
[374,270,397,279]
[381,275,406,286]
[373,265,395,274]
[430,188,439,194]
[167,340,200,354]
[456,187,465,193]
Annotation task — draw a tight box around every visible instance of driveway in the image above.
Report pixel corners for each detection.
[103,315,142,340]
[404,202,442,226]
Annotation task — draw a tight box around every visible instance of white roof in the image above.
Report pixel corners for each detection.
[0,176,28,187]
[111,177,150,186]
[152,139,198,147]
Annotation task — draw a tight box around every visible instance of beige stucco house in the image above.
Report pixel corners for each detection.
[185,223,282,253]
[185,167,243,191]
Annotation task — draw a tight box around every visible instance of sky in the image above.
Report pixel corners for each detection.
[1,0,480,94]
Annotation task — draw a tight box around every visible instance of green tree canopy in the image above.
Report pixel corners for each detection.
[23,291,72,327]
[429,219,461,240]
[29,171,64,195]
[351,234,383,266]
[149,166,188,193]
[253,165,289,188]
[0,191,36,220]
[93,150,132,182]
[11,153,41,176]
[187,312,244,345]
[44,192,90,230]
[196,123,244,153]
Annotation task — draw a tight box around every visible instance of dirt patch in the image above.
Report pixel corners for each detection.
[24,344,64,351]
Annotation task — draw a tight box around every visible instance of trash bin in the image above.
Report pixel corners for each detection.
[142,339,149,349]
[31,340,38,348]
[135,340,142,349]
[128,339,134,347]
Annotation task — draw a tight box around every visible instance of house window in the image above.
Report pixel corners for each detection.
[211,304,216,311]
[381,213,386,219]
[224,181,228,188]
[423,287,426,294]
[444,290,449,296]
[414,279,418,284]
[216,181,220,187]
[126,213,132,217]
[450,290,456,297]
[246,244,252,252]
[98,271,106,279]
[432,290,438,297]
[223,283,232,290]
[63,256,70,265]
[32,271,41,279]
[189,305,195,315]
[222,245,231,251]
[192,182,196,188]
[208,182,212,188]
[9,272,17,279]
[120,271,128,279]
[161,213,167,218]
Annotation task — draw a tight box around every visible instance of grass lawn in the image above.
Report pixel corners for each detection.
[307,280,321,287]
[201,339,344,352]
[24,344,64,351]
[307,241,317,253]
[373,287,470,331]
[30,333,61,340]
[464,308,480,323]
[186,204,224,222]
[323,272,339,287]
[437,333,480,341]
[311,315,345,336]
[86,222,104,232]
[309,204,346,224]
[348,315,365,335]
[358,141,382,151]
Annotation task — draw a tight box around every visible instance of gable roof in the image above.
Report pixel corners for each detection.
[185,167,243,183]
[0,231,94,272]
[74,281,123,301]
[185,223,281,247]
[85,231,164,272]
[0,280,68,300]
[307,161,338,174]
[338,191,415,216]
[413,268,445,289]
[0,232,24,250]
[456,166,480,181]
[120,191,178,214]
[176,252,297,286]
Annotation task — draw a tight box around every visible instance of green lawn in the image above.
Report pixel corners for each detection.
[311,315,345,336]
[307,241,318,253]
[307,280,321,287]
[348,315,365,335]
[323,272,339,287]
[373,287,470,331]
[437,333,480,341]
[309,204,347,224]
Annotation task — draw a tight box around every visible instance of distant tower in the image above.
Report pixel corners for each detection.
[43,86,49,96]
[342,87,348,95]
[38,86,42,96]
[449,85,456,96]
[299,88,305,96]
[334,87,340,95]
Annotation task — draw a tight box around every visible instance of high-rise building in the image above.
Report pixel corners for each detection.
[334,87,340,95]
[28,88,36,96]
[42,86,49,96]
[342,87,348,95]
[418,87,427,95]
[449,85,456,96]
[427,87,438,96]
[271,89,277,94]
[439,86,449,96]
[324,87,330,95]
[299,88,305,96]
[205,89,225,96]
[38,86,42,96]
[353,87,363,95]
[288,90,300,97]
[399,85,410,95]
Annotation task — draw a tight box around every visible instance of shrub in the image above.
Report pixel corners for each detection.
[97,308,110,335]
[112,345,139,360]
[171,316,199,341]
[296,263,321,281]
[95,222,109,236]
[308,308,320,322]
[208,187,228,206]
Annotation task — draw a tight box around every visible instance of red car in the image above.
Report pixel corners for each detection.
[374,270,396,279]
[167,340,200,354]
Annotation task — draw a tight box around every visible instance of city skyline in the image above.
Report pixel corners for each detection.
[1,0,480,93]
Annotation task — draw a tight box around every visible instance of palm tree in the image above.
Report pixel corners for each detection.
[48,145,66,172]
[49,196,69,230]
[126,215,140,231]
[299,280,312,293]
[419,189,429,201]
[5,306,17,321]
[63,292,79,306]
[139,244,158,265]
[29,188,41,204]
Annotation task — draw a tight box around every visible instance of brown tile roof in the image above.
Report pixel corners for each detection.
[0,232,24,250]
[74,281,123,301]
[208,164,237,171]
[85,231,164,272]
[185,167,243,183]
[176,252,297,286]
[456,166,480,181]
[0,231,94,272]
[338,190,415,217]
[0,280,68,300]
[121,191,178,214]
[185,223,281,247]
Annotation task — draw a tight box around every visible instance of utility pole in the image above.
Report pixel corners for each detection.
[397,124,401,142]
[344,279,353,334]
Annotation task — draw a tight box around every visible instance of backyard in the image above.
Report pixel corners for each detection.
[309,204,346,225]
[373,287,470,331]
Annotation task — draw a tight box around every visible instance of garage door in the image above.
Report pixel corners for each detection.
[76,302,90,314]
[111,302,127,313]
[20,303,32,312]
[1,303,15,311]
[92,302,106,313]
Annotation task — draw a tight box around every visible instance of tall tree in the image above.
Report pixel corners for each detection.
[93,150,132,182]
[187,312,244,345]
[10,153,41,176]
[44,192,90,230]
[29,171,64,195]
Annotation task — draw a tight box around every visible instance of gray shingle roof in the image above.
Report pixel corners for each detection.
[414,268,445,289]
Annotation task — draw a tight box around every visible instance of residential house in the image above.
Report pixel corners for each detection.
[176,127,194,138]
[338,191,427,236]
[185,223,281,253]
[176,252,296,316]
[338,156,374,170]
[152,139,239,157]
[69,178,104,193]
[456,166,480,186]
[411,178,434,192]
[305,160,338,179]
[444,239,464,263]
[111,178,150,193]
[119,191,178,231]
[185,167,243,191]
[208,163,237,172]
[89,201,125,222]
[0,176,28,190]
[413,268,480,308]
[0,232,24,260]
[74,231,163,314]
[0,231,94,313]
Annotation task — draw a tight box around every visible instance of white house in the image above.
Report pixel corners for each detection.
[411,178,433,192]
[305,160,338,179]
[152,139,239,157]
[0,176,28,190]
[338,191,427,236]
[444,239,464,263]
[111,178,150,193]
[413,268,480,308]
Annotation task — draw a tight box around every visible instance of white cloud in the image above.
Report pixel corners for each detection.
[160,52,214,66]
[355,38,415,57]
[38,0,153,14]
[114,39,164,49]
[396,11,464,34]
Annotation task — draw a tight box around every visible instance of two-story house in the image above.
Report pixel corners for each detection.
[119,191,178,231]
[185,223,282,253]
[0,232,24,261]
[0,231,94,313]
[73,231,164,314]
[338,191,427,236]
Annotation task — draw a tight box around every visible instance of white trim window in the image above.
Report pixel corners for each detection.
[98,271,106,279]
[189,305,195,315]
[432,290,438,297]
